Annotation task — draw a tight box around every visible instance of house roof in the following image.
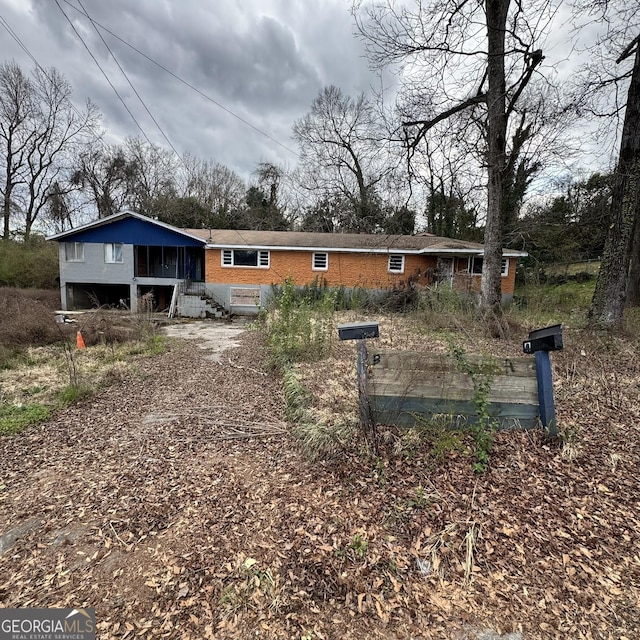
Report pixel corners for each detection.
[47,210,206,245]
[47,210,527,257]
[186,228,527,257]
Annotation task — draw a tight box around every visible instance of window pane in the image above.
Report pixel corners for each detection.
[389,255,404,272]
[105,243,124,263]
[471,258,483,274]
[233,250,258,266]
[65,242,83,261]
[222,250,232,265]
[313,253,328,269]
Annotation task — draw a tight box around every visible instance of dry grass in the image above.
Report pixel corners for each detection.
[1,313,639,637]
[0,290,167,435]
[0,289,68,357]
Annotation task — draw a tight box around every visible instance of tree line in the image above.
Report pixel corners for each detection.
[0,0,638,324]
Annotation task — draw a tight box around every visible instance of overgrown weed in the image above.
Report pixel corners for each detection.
[261,278,335,368]
[282,365,355,459]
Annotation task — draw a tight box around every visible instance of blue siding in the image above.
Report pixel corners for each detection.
[62,218,204,247]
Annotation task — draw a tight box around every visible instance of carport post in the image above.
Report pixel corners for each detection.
[129,283,138,313]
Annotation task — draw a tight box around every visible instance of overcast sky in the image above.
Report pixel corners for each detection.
[0,0,630,190]
[0,0,383,181]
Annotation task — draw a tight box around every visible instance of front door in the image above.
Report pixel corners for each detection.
[436,257,454,286]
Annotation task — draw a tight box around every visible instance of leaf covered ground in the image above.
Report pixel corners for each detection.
[0,318,639,639]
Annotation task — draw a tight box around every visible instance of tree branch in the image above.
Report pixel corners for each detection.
[506,49,544,119]
[616,34,640,64]
[402,93,486,150]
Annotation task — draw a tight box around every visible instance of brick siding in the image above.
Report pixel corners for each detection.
[204,249,517,294]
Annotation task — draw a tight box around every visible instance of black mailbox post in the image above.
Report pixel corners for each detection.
[523,324,563,438]
[338,322,380,448]
[338,322,380,341]
[523,323,563,354]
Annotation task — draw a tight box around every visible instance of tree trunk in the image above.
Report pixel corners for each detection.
[480,0,510,313]
[3,187,11,240]
[626,216,640,307]
[590,42,640,325]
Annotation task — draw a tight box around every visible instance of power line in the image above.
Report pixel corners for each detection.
[75,0,188,170]
[59,0,318,218]
[54,0,156,148]
[60,0,300,159]
[4,5,306,278]
[60,0,318,238]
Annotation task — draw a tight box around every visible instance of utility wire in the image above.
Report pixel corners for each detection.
[75,0,188,170]
[54,0,155,148]
[7,4,310,278]
[61,0,300,159]
[61,0,318,249]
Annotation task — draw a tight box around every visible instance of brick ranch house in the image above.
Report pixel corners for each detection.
[48,211,527,316]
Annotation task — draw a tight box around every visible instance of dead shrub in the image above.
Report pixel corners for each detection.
[0,290,65,350]
[76,313,136,346]
[11,288,61,310]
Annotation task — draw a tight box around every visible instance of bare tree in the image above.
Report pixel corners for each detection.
[0,61,99,239]
[567,0,640,322]
[0,62,33,239]
[353,0,553,313]
[124,137,179,216]
[181,154,246,226]
[72,145,137,218]
[293,86,397,232]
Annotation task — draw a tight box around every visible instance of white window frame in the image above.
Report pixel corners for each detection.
[312,252,328,271]
[64,241,84,262]
[388,254,405,274]
[469,257,509,277]
[221,249,270,268]
[104,242,124,264]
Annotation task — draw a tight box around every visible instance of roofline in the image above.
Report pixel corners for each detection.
[46,210,206,244]
[205,242,527,257]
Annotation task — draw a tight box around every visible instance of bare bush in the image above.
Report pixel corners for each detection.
[0,289,68,350]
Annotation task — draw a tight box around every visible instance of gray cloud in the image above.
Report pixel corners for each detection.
[1,0,380,179]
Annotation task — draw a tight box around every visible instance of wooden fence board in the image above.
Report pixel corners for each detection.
[367,350,540,430]
[370,396,540,429]
[371,351,536,377]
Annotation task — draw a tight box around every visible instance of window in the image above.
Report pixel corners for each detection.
[64,242,84,262]
[388,254,405,274]
[470,257,509,276]
[312,252,328,271]
[104,243,124,263]
[221,249,270,268]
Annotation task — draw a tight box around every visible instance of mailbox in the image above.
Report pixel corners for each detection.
[338,321,379,341]
[523,324,563,354]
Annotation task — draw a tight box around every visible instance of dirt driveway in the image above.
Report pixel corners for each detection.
[0,321,506,639]
[162,320,250,362]
[1,319,638,639]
